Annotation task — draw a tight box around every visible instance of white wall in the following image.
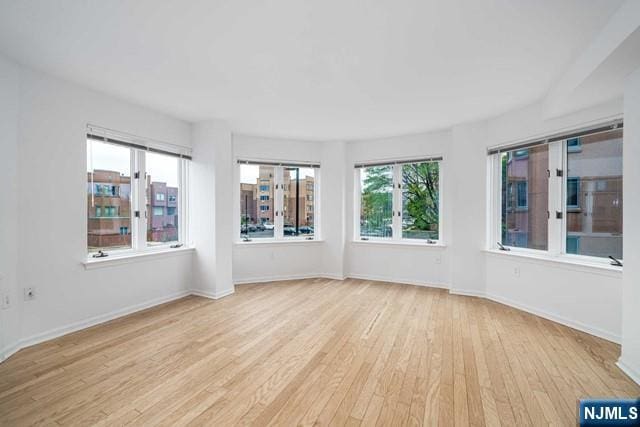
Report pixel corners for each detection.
[191,120,234,297]
[0,55,21,360]
[482,99,624,342]
[620,67,640,382]
[13,65,194,348]
[344,130,452,287]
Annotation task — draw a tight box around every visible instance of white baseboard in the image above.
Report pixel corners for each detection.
[345,273,450,290]
[19,290,192,351]
[449,289,485,297]
[0,341,21,363]
[2,289,191,363]
[483,292,621,344]
[616,358,640,386]
[191,288,235,300]
[233,272,326,285]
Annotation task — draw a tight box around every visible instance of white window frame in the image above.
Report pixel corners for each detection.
[236,160,320,243]
[86,128,191,260]
[354,158,443,245]
[488,120,623,267]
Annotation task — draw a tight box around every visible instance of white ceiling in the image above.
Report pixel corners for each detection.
[0,0,624,140]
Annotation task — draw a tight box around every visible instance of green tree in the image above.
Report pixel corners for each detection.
[401,163,439,232]
[361,166,393,235]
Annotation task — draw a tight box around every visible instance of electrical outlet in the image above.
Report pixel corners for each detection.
[24,287,36,301]
[1,293,9,309]
[513,266,521,277]
[434,256,442,265]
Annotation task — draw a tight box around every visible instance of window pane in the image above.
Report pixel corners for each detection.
[146,152,179,246]
[566,129,622,258]
[501,145,548,250]
[360,166,393,238]
[401,162,439,240]
[87,139,132,252]
[283,167,315,238]
[240,164,275,239]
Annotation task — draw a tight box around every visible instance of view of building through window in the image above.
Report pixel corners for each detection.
[360,165,393,238]
[87,139,181,252]
[240,164,275,239]
[145,151,180,246]
[239,164,316,239]
[501,145,549,250]
[566,129,622,258]
[402,162,439,240]
[87,139,132,251]
[283,167,315,238]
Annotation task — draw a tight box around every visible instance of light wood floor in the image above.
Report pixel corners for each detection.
[1,279,638,426]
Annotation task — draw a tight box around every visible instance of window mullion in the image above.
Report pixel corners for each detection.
[274,166,284,239]
[136,150,147,251]
[548,141,563,255]
[393,165,402,240]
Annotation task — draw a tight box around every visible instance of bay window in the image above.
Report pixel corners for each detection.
[87,127,190,257]
[355,157,442,243]
[238,160,319,241]
[489,120,623,263]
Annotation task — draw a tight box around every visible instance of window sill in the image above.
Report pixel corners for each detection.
[484,248,622,276]
[234,239,324,247]
[83,246,195,270]
[351,240,446,248]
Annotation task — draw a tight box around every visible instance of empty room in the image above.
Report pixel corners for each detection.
[1,0,640,425]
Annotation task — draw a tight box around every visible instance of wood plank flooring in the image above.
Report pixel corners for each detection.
[0,278,638,426]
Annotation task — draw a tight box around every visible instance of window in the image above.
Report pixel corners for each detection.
[238,162,319,240]
[490,121,623,261]
[359,165,393,239]
[283,167,315,238]
[87,139,132,252]
[516,181,528,208]
[566,129,622,259]
[356,158,442,242]
[567,177,580,209]
[500,145,548,250]
[87,129,190,256]
[146,151,180,246]
[401,162,439,240]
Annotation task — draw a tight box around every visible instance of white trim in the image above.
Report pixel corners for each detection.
[191,288,235,300]
[345,273,449,289]
[83,246,195,270]
[234,239,324,247]
[482,292,620,344]
[0,341,21,363]
[11,289,191,359]
[484,248,622,277]
[616,358,640,386]
[350,240,446,248]
[233,272,325,285]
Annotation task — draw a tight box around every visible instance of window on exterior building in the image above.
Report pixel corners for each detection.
[355,158,442,243]
[500,145,548,250]
[490,121,623,262]
[566,129,622,259]
[86,129,190,257]
[401,162,439,240]
[238,161,319,241]
[146,151,180,246]
[87,139,132,252]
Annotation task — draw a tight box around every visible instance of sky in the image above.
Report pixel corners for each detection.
[88,140,179,186]
[240,165,315,184]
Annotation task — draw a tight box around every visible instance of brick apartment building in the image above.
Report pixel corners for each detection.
[240,166,315,228]
[87,170,178,250]
[503,129,622,257]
